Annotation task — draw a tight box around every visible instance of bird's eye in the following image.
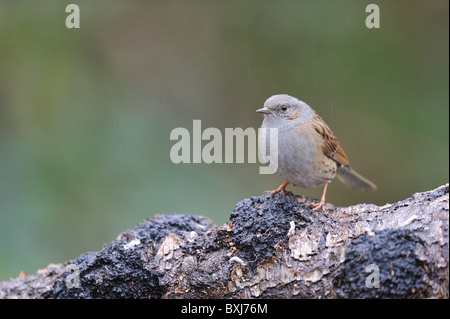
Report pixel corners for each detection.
[281,105,288,111]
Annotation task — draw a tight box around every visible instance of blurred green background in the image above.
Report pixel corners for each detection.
[0,1,448,281]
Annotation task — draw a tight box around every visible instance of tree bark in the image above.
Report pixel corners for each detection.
[1,184,448,299]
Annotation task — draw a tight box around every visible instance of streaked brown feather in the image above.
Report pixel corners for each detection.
[312,111,350,167]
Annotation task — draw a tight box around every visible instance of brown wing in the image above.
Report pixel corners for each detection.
[312,111,350,167]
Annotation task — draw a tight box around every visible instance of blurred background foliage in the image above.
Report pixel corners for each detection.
[0,1,448,281]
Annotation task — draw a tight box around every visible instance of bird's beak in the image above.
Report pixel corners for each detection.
[256,106,271,114]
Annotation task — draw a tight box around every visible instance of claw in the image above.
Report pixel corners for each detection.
[309,200,325,212]
[308,182,328,212]
[265,182,290,195]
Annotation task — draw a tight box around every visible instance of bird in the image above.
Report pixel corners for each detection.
[257,94,376,211]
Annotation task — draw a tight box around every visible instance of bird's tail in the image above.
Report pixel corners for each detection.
[336,166,377,191]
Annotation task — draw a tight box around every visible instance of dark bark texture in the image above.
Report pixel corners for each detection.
[1,184,448,299]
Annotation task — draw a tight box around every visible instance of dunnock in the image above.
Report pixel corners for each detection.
[257,94,376,210]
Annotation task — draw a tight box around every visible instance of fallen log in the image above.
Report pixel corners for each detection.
[0,184,448,299]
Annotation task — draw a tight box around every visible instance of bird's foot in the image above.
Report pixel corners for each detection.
[308,200,325,212]
[265,182,290,195]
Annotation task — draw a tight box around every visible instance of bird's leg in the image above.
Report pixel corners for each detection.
[309,182,328,211]
[266,181,290,195]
